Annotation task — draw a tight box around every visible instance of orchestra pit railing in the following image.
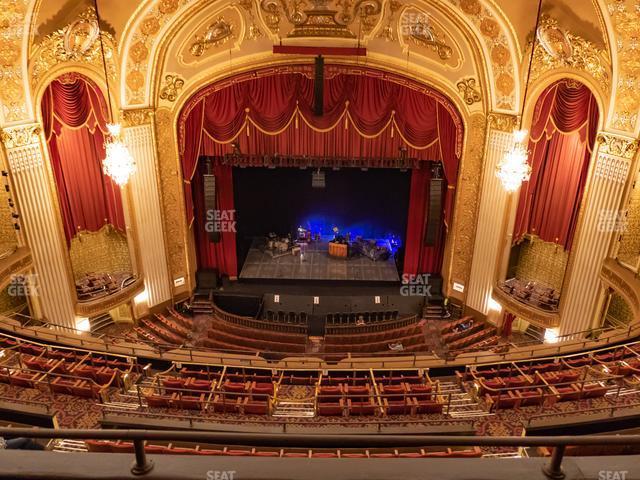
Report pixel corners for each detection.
[1,427,640,479]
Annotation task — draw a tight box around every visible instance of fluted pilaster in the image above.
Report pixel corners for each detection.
[1,124,76,327]
[559,133,638,336]
[466,114,518,316]
[122,110,171,308]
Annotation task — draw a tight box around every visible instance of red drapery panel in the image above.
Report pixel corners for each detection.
[179,66,462,276]
[42,75,125,244]
[513,80,598,250]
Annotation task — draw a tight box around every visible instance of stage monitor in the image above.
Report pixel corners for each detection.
[311,169,325,188]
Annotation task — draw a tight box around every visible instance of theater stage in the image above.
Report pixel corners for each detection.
[238,237,400,282]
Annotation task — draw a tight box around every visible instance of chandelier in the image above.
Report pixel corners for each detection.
[103,124,136,187]
[94,0,135,187]
[496,130,531,192]
[496,0,542,192]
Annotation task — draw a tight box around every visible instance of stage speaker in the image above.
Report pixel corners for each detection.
[203,174,220,243]
[197,269,219,290]
[425,177,444,246]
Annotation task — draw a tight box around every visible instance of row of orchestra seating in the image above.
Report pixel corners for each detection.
[86,440,482,458]
[200,314,307,354]
[136,318,186,346]
[323,322,427,354]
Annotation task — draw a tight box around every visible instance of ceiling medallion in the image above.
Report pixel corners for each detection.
[31,7,117,87]
[190,18,235,57]
[536,16,572,59]
[63,16,100,58]
[406,15,453,60]
[531,16,610,90]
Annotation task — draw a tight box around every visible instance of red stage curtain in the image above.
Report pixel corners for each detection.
[191,162,238,277]
[179,66,462,276]
[42,75,125,244]
[403,167,447,275]
[513,80,598,250]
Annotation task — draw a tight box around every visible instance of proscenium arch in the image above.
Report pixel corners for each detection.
[118,0,520,114]
[173,64,467,283]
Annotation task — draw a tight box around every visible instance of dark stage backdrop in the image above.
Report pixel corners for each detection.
[233,168,411,269]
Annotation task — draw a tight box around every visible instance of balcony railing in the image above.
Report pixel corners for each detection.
[1,427,640,479]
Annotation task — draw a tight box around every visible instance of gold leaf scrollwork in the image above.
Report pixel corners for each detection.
[376,0,401,41]
[406,14,453,60]
[260,0,382,38]
[238,0,265,40]
[531,16,610,91]
[189,18,235,57]
[159,74,185,103]
[1,125,42,149]
[30,7,117,87]
[456,78,481,105]
[487,113,518,133]
[121,109,154,128]
[596,133,639,160]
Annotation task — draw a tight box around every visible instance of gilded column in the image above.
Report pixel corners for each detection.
[122,109,172,309]
[559,133,638,336]
[466,114,518,318]
[1,124,76,328]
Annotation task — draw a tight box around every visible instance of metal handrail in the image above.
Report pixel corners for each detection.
[1,427,640,479]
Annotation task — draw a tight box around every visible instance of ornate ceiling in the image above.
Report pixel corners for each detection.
[0,0,636,136]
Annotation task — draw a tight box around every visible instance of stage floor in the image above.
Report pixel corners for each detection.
[239,238,400,282]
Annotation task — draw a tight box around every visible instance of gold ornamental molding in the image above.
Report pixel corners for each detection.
[487,113,517,133]
[159,74,185,103]
[531,15,610,92]
[0,247,33,292]
[74,276,145,317]
[259,0,383,38]
[596,133,639,160]
[30,7,118,88]
[492,285,561,329]
[600,258,640,320]
[0,125,42,149]
[121,108,155,128]
[456,78,481,105]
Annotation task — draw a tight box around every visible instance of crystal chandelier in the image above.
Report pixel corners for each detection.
[94,0,135,187]
[496,130,531,192]
[103,123,136,187]
[496,0,542,192]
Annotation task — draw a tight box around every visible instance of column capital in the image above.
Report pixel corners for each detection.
[596,132,639,159]
[121,108,155,128]
[487,113,518,133]
[1,124,42,150]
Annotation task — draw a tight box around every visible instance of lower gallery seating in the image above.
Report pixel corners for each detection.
[1,330,640,462]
